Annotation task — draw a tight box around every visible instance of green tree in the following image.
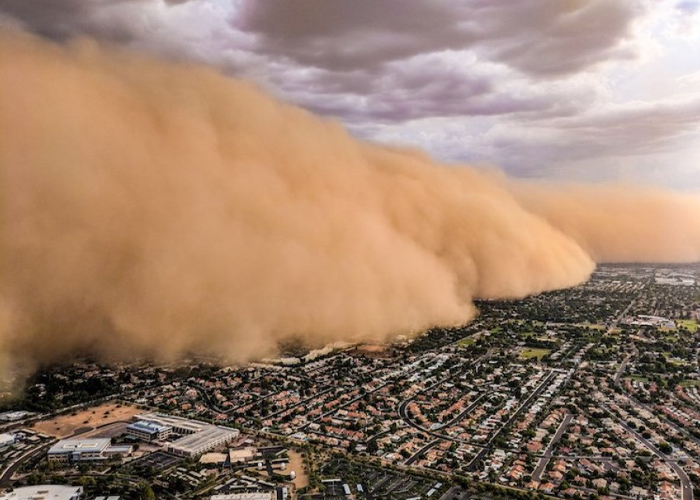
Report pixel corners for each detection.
[139,483,155,500]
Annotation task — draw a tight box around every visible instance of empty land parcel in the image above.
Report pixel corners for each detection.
[32,403,141,438]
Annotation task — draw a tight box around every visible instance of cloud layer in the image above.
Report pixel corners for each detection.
[1,0,699,186]
[2,33,700,389]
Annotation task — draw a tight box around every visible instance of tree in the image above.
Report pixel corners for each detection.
[139,483,155,500]
[367,439,379,455]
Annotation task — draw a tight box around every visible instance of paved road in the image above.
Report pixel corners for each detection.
[608,299,636,334]
[0,442,53,486]
[607,319,693,500]
[267,387,335,420]
[397,379,488,449]
[397,398,482,448]
[610,411,693,500]
[396,353,496,447]
[614,350,635,385]
[440,393,487,429]
[467,371,557,470]
[405,439,439,466]
[532,413,573,481]
[613,350,700,458]
[309,383,392,425]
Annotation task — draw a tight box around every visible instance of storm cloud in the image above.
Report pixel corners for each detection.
[2,0,699,186]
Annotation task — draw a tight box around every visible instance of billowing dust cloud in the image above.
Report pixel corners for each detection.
[1,32,700,385]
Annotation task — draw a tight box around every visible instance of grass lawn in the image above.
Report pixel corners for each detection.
[629,375,649,383]
[519,348,551,361]
[457,337,476,347]
[664,353,689,366]
[677,319,699,333]
[680,380,700,387]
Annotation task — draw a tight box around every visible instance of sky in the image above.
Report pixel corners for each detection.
[2,0,700,188]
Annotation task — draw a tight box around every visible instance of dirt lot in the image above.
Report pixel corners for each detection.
[32,403,141,438]
[78,421,130,439]
[288,450,309,489]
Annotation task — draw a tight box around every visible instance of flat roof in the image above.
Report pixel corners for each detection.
[126,420,171,433]
[169,426,238,454]
[135,413,206,433]
[210,495,273,500]
[106,445,133,453]
[0,485,83,500]
[48,438,111,455]
[0,433,15,444]
[0,411,31,421]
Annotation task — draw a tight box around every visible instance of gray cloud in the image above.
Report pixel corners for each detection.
[2,0,700,187]
[468,97,700,180]
[237,0,642,77]
[0,0,189,41]
[272,57,550,123]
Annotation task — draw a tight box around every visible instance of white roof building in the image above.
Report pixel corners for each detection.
[133,413,238,457]
[47,438,132,462]
[0,485,83,500]
[0,411,31,422]
[0,433,15,449]
[210,495,274,500]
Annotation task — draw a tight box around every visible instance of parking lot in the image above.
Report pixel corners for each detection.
[123,450,181,473]
[306,459,447,500]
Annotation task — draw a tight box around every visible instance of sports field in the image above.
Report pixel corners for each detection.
[518,348,551,361]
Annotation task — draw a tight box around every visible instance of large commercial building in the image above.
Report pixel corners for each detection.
[47,438,133,464]
[0,486,83,500]
[168,425,239,457]
[210,495,274,500]
[125,420,172,442]
[130,413,239,458]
